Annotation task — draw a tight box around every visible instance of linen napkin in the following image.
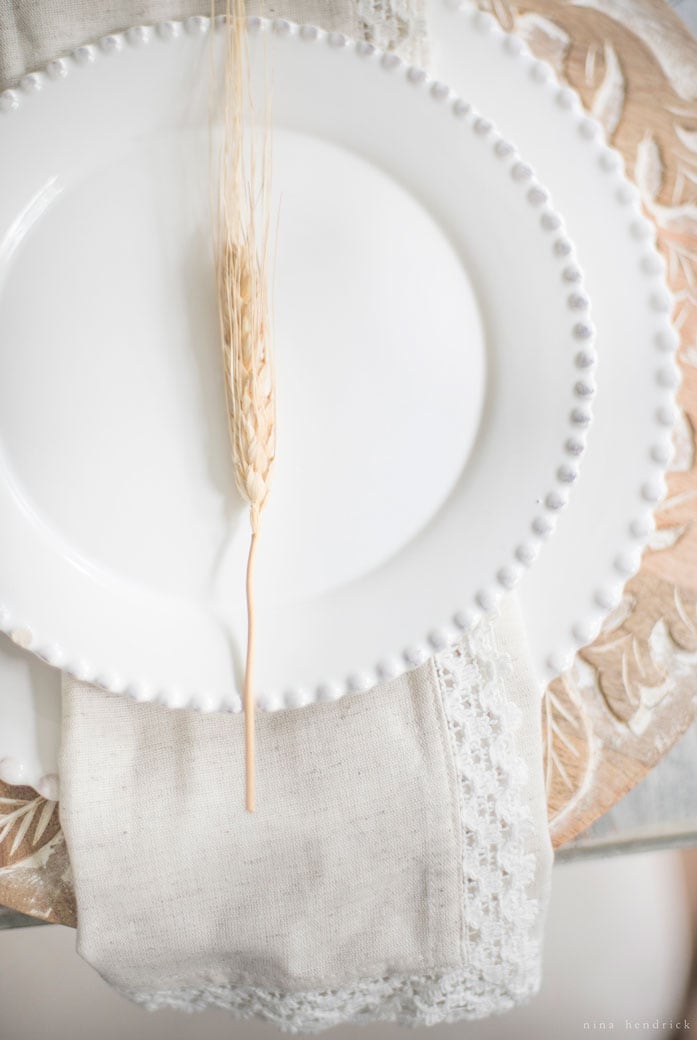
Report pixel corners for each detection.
[1,0,554,1030]
[59,594,552,1032]
[0,0,428,84]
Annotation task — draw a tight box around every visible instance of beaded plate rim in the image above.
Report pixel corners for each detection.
[0,12,663,716]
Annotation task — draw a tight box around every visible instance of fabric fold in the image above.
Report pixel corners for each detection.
[59,596,553,1032]
[60,661,467,998]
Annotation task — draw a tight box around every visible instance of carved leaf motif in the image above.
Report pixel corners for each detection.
[591,43,625,137]
[0,795,58,867]
[542,675,591,818]
[672,409,695,473]
[664,587,697,653]
[0,826,76,927]
[486,0,516,34]
[653,407,694,561]
[635,134,664,202]
[647,524,687,553]
[584,635,665,728]
[582,575,697,731]
[515,12,570,74]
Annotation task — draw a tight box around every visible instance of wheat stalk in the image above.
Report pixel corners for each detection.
[214,0,275,812]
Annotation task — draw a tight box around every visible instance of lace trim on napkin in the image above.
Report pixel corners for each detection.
[435,612,543,1008]
[356,0,429,66]
[123,615,542,1033]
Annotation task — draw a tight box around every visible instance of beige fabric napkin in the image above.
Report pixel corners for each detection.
[1,0,553,1030]
[0,0,428,85]
[59,595,552,1031]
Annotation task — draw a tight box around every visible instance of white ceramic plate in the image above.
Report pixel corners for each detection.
[430,1,679,677]
[0,632,60,799]
[0,6,680,793]
[0,17,591,713]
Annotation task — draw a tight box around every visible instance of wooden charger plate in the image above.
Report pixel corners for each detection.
[1,0,696,926]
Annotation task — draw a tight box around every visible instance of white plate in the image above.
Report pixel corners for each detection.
[0,632,60,799]
[1,5,680,793]
[0,17,591,713]
[430,1,679,676]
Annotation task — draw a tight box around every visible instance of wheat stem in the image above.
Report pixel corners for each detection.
[213,0,275,812]
[243,529,259,812]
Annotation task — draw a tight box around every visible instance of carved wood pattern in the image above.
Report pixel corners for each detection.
[489,0,697,847]
[0,781,75,925]
[0,0,695,923]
